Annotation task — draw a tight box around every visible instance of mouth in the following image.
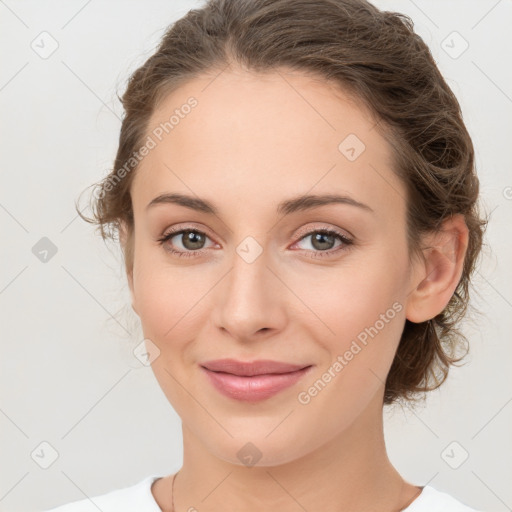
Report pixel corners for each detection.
[200,359,313,402]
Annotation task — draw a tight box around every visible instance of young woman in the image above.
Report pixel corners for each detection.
[45,0,487,510]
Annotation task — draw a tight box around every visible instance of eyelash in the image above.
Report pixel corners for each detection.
[156,226,354,259]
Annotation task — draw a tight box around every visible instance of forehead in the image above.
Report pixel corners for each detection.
[132,68,405,221]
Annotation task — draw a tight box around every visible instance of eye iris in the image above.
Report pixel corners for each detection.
[182,230,205,250]
[311,232,336,251]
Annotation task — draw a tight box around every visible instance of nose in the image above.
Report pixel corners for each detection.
[211,244,287,343]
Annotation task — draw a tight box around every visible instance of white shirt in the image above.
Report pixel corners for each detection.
[43,474,481,511]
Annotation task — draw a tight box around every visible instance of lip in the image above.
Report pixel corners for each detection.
[200,359,313,402]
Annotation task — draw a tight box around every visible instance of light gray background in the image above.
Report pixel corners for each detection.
[1,1,511,511]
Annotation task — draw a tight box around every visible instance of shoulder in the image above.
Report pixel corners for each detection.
[405,485,482,512]
[41,475,164,512]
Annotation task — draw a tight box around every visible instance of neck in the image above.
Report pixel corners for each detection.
[170,393,416,512]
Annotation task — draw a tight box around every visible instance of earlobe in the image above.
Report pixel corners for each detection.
[405,214,469,323]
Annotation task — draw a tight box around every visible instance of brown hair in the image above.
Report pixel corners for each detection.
[79,0,489,405]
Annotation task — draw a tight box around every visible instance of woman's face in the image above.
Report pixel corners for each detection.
[127,67,419,465]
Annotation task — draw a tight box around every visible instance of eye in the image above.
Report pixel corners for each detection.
[157,225,354,259]
[291,228,354,258]
[157,227,216,258]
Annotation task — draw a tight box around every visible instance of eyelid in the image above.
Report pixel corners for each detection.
[159,222,217,241]
[160,226,216,244]
[292,222,353,242]
[159,222,352,244]
[157,222,354,258]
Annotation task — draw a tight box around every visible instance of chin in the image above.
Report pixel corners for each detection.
[195,423,320,469]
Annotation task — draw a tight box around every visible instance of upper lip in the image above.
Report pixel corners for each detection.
[201,358,310,376]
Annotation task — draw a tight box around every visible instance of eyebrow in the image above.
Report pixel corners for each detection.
[146,192,374,216]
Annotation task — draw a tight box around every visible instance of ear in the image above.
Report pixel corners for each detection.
[405,214,469,323]
[119,221,138,316]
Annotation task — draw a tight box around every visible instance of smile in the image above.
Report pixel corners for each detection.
[200,360,313,402]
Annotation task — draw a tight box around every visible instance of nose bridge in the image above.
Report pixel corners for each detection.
[225,240,273,314]
[213,237,285,338]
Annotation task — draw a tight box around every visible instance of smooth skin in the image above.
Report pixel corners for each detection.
[122,66,469,512]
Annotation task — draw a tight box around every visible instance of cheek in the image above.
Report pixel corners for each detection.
[134,269,189,339]
[294,248,409,388]
[290,257,408,423]
[133,228,409,356]
[132,247,216,346]
[301,256,405,338]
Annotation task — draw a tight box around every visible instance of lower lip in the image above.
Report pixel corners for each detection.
[201,366,313,402]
